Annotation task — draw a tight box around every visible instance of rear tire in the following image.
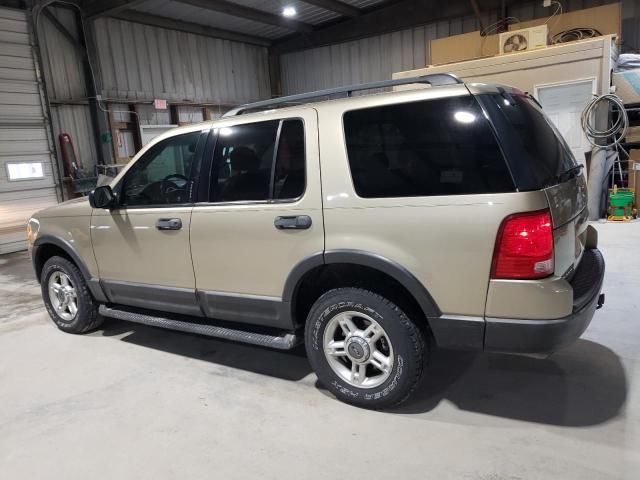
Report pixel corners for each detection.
[41,256,103,334]
[305,287,426,409]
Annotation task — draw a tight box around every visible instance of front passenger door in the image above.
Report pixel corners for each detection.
[91,129,206,316]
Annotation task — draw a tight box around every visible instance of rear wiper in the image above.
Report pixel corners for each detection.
[541,164,584,187]
[526,93,543,109]
[559,164,584,183]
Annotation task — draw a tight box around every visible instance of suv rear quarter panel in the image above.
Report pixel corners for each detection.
[316,89,549,317]
[485,175,589,321]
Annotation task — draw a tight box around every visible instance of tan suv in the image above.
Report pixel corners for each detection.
[28,74,605,409]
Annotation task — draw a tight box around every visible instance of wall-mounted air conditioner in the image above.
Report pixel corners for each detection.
[499,25,549,54]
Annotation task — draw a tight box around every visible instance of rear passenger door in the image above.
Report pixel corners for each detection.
[189,109,323,329]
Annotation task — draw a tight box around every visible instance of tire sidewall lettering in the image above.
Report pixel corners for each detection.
[311,298,406,403]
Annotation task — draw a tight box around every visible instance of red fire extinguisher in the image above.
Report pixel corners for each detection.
[59,133,81,179]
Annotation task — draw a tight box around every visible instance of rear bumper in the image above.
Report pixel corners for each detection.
[484,248,605,354]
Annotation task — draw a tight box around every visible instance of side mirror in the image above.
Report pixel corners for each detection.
[89,185,116,209]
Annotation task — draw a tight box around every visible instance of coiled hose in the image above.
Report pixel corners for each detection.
[581,93,629,148]
[581,93,630,188]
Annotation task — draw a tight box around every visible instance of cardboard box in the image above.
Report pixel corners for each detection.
[429,31,496,65]
[430,3,621,65]
[626,125,640,144]
[613,69,640,105]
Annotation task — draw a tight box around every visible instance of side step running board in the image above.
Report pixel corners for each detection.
[99,305,301,350]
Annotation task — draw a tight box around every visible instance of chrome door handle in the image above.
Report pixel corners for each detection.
[155,218,182,230]
[274,215,312,230]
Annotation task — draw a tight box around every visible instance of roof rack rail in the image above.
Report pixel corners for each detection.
[223,73,463,117]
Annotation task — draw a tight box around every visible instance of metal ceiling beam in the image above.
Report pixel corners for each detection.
[112,10,272,46]
[173,0,314,33]
[84,0,149,20]
[272,0,503,54]
[41,7,86,56]
[300,0,361,18]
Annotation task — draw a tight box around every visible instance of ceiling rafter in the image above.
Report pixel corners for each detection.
[83,0,149,20]
[272,0,504,54]
[41,7,86,55]
[300,0,361,18]
[173,0,314,33]
[112,9,272,47]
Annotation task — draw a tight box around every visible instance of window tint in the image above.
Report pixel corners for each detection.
[210,121,278,202]
[121,132,200,206]
[274,120,305,200]
[209,119,305,202]
[343,96,514,198]
[476,93,577,190]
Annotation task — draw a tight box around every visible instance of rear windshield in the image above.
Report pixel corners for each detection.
[343,96,515,198]
[475,92,578,190]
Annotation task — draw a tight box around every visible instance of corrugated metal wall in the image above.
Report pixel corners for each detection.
[281,13,497,94]
[49,105,96,166]
[38,6,98,172]
[36,8,273,173]
[92,17,271,105]
[281,0,616,94]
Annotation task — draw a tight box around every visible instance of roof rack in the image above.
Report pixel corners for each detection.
[223,73,463,117]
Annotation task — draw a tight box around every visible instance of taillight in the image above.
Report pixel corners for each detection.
[491,210,554,279]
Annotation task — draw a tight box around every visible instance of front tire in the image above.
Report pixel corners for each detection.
[41,256,103,334]
[305,288,426,409]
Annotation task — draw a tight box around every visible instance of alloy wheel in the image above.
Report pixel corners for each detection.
[47,271,78,322]
[323,310,394,389]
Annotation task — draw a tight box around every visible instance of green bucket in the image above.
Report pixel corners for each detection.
[609,189,635,216]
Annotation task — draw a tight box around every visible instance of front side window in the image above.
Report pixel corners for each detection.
[209,119,305,202]
[343,96,514,198]
[120,132,201,206]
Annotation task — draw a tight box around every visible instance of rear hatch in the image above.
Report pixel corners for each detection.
[474,86,588,279]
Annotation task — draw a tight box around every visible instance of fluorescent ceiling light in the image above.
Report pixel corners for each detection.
[282,6,297,17]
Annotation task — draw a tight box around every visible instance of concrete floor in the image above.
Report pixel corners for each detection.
[0,222,639,479]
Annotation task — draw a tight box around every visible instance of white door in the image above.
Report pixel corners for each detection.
[535,79,596,174]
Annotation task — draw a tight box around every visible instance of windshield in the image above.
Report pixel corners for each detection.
[476,92,578,190]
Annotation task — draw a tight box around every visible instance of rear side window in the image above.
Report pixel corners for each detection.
[343,96,514,198]
[211,121,278,202]
[209,119,305,202]
[475,93,577,190]
[274,120,305,200]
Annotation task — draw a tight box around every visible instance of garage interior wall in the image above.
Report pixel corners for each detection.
[38,6,98,174]
[280,0,623,95]
[36,8,271,179]
[92,17,271,106]
[281,12,498,95]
